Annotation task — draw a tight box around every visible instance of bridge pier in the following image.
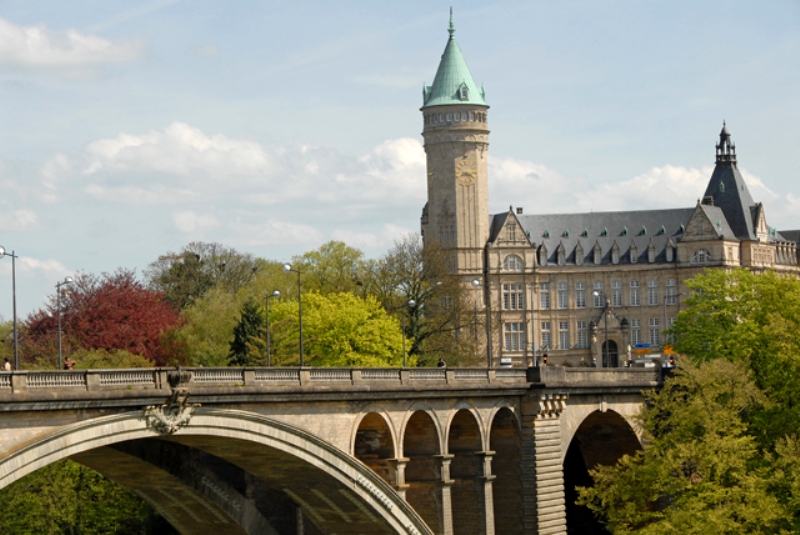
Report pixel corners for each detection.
[521,394,568,535]
[434,454,455,535]
[477,450,496,535]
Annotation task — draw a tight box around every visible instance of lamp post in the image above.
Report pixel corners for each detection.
[471,279,493,368]
[265,290,280,367]
[663,291,684,348]
[592,290,609,367]
[0,247,19,370]
[402,299,415,367]
[282,263,304,366]
[56,276,74,370]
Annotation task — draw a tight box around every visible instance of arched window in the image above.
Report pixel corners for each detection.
[503,255,523,271]
[692,249,710,264]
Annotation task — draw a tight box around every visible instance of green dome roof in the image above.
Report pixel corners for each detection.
[422,15,487,109]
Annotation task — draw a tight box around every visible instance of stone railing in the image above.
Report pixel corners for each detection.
[0,365,659,394]
[0,366,529,394]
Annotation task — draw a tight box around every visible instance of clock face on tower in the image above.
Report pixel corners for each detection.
[456,158,477,186]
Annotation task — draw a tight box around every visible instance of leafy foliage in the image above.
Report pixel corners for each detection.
[578,359,789,534]
[144,242,258,310]
[22,269,183,367]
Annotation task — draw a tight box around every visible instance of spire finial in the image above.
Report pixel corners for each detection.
[448,7,455,38]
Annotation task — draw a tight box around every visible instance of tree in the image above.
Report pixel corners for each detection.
[293,240,368,296]
[578,359,790,534]
[144,242,259,310]
[670,267,800,448]
[366,234,480,366]
[23,269,183,367]
[229,298,265,366]
[257,292,410,367]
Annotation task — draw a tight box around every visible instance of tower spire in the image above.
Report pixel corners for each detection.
[448,7,455,38]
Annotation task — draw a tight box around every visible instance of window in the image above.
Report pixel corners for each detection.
[666,278,676,287]
[541,322,551,349]
[666,287,677,305]
[539,246,548,267]
[540,283,550,310]
[648,280,658,306]
[666,246,674,262]
[439,224,455,244]
[506,223,516,242]
[576,246,584,266]
[612,289,622,307]
[577,321,588,349]
[557,247,566,266]
[557,282,568,309]
[665,317,676,344]
[612,248,620,264]
[503,283,525,310]
[593,282,604,308]
[576,282,586,308]
[648,247,656,263]
[692,249,710,264]
[559,321,570,349]
[631,319,641,345]
[503,255,523,271]
[593,245,602,265]
[630,246,638,264]
[649,318,660,346]
[504,322,525,352]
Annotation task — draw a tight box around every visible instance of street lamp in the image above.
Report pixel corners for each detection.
[0,246,19,370]
[402,299,415,367]
[282,263,304,366]
[663,291,684,348]
[472,279,493,368]
[592,290,609,368]
[56,276,74,370]
[265,290,280,367]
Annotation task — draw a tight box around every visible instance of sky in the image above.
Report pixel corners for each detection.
[0,0,798,320]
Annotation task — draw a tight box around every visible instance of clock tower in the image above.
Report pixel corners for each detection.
[420,12,490,275]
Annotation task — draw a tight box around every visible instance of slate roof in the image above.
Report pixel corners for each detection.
[490,208,695,265]
[422,14,487,109]
[779,230,800,244]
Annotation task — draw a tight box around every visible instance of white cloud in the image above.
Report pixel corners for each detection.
[0,210,39,231]
[0,17,144,68]
[228,218,325,247]
[0,256,68,279]
[331,223,416,250]
[83,122,273,176]
[173,210,219,233]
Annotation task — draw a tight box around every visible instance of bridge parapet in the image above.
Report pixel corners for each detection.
[527,366,661,388]
[0,366,530,394]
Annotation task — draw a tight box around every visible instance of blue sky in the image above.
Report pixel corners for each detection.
[1,0,799,319]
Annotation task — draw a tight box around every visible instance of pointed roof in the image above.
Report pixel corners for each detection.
[422,11,487,109]
[702,122,757,240]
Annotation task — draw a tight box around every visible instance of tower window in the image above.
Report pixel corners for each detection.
[469,111,475,121]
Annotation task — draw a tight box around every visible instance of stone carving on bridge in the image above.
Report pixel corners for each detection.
[144,388,200,435]
[533,394,567,419]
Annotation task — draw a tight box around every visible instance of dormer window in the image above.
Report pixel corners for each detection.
[612,244,620,265]
[648,246,656,263]
[539,246,548,267]
[576,244,584,266]
[666,245,674,262]
[593,244,602,265]
[692,249,710,264]
[458,83,469,101]
[630,245,638,264]
[503,255,523,271]
[557,245,566,266]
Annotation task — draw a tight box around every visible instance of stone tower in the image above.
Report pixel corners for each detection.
[420,12,490,274]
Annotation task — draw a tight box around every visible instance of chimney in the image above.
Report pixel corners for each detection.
[516,207,523,215]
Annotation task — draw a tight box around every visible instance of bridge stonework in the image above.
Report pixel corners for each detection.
[0,366,658,534]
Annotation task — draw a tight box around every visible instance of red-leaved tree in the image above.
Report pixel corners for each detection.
[23,269,183,368]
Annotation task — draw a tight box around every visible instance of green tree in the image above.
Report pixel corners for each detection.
[267,292,410,367]
[670,267,800,448]
[144,242,259,310]
[71,348,155,369]
[229,297,265,366]
[578,359,790,534]
[293,240,368,296]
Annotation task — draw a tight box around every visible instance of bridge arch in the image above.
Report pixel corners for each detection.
[352,411,399,486]
[443,403,486,451]
[0,407,432,535]
[561,395,643,462]
[489,406,523,535]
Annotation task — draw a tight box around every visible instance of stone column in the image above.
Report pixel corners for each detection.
[477,450,496,535]
[521,394,567,534]
[388,457,410,500]
[434,454,455,535]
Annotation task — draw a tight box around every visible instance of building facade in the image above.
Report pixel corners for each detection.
[420,17,800,367]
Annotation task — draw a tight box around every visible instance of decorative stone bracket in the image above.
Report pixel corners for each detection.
[533,394,567,419]
[144,370,200,434]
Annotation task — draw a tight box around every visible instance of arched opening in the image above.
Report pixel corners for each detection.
[0,409,432,535]
[354,412,396,485]
[564,410,641,534]
[448,410,483,535]
[602,340,618,368]
[403,410,442,533]
[489,407,522,535]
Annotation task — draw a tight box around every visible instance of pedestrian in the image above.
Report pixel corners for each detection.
[3,358,10,371]
[64,357,75,370]
[437,357,446,368]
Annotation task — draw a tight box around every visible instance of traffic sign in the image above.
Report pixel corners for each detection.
[634,343,651,349]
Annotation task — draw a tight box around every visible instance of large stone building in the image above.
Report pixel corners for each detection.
[420,16,800,367]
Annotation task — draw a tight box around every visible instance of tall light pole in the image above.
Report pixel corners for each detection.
[265,290,280,367]
[402,299,415,367]
[0,247,19,370]
[663,291,684,347]
[56,276,74,370]
[472,279,492,368]
[282,263,304,366]
[593,290,609,367]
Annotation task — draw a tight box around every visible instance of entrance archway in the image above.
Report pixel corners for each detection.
[563,410,641,534]
[602,340,618,368]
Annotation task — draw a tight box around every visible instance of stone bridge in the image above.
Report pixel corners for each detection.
[0,366,659,534]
